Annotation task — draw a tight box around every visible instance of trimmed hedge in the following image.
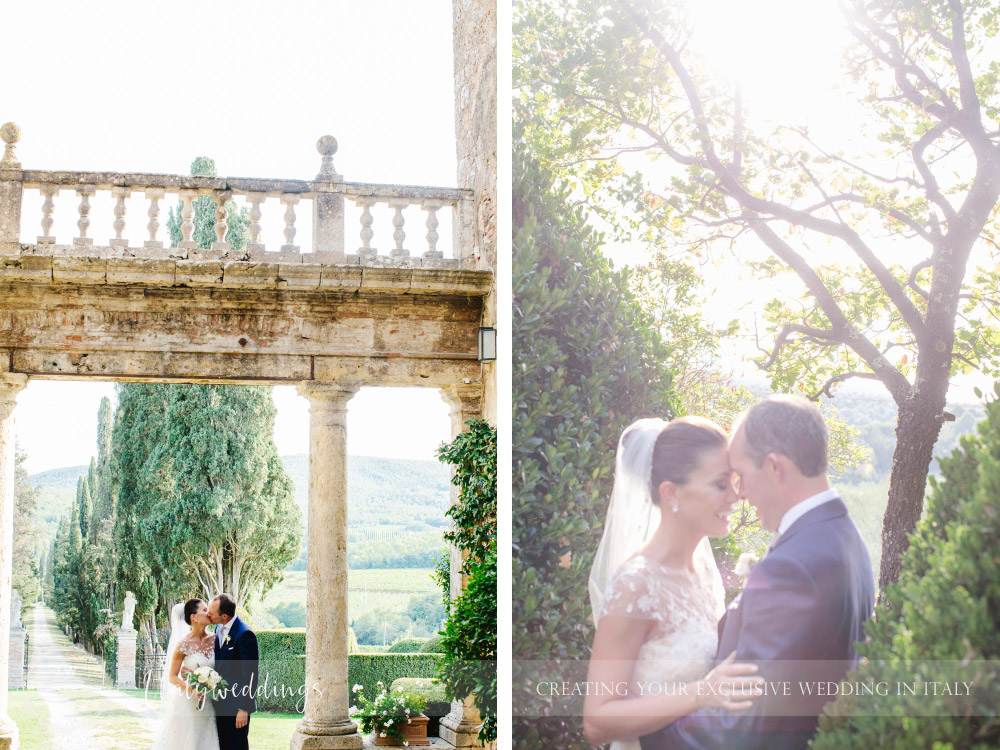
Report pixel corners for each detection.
[255,630,441,713]
[387,638,427,654]
[419,634,444,654]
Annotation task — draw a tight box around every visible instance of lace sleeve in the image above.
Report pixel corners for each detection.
[177,639,192,655]
[599,559,664,621]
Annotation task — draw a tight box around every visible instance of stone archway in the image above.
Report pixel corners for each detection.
[0,129,492,750]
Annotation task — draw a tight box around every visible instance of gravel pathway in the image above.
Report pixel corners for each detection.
[25,605,158,748]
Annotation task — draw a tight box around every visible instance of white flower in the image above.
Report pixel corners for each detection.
[198,675,208,684]
[734,553,761,579]
[404,743,409,748]
[404,708,410,715]
[353,684,363,693]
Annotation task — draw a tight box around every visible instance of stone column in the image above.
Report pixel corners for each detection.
[0,374,27,748]
[438,383,485,747]
[291,384,361,750]
[115,629,137,689]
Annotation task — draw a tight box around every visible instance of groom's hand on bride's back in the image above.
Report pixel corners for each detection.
[695,651,764,712]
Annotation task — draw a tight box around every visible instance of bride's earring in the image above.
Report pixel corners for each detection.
[672,502,679,514]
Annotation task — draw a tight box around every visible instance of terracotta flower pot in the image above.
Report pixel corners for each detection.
[372,713,431,746]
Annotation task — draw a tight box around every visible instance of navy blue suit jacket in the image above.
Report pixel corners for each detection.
[212,616,259,716]
[640,497,875,750]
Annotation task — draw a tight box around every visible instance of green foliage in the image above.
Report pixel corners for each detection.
[438,419,497,572]
[811,383,1000,748]
[13,445,41,609]
[513,139,679,748]
[387,638,428,654]
[436,420,497,743]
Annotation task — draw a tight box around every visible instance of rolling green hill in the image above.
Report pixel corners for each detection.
[29,455,452,570]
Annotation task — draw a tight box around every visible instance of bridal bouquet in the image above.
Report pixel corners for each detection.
[185,666,229,710]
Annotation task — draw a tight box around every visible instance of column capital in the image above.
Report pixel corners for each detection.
[0,374,27,419]
[296,382,359,408]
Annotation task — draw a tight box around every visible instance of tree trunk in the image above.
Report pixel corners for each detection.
[878,392,946,590]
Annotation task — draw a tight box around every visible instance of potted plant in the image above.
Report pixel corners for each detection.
[351,682,430,746]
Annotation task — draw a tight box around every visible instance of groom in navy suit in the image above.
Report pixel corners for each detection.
[209,593,259,750]
[641,396,875,750]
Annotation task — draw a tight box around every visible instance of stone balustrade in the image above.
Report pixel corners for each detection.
[0,125,475,268]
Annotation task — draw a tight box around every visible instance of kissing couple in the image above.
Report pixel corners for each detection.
[584,396,875,750]
[152,593,260,750]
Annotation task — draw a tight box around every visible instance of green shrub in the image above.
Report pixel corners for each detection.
[811,384,1000,749]
[419,634,444,654]
[387,638,427,654]
[256,631,440,713]
[512,136,678,749]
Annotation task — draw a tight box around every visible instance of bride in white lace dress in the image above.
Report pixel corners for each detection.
[152,599,220,750]
[584,417,763,749]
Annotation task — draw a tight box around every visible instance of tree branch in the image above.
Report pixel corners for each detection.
[756,322,844,371]
[750,220,913,405]
[809,371,884,401]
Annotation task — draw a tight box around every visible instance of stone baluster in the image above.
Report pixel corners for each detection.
[423,200,443,259]
[110,187,130,250]
[439,383,486,748]
[211,191,231,253]
[281,195,300,254]
[74,186,95,246]
[247,196,265,255]
[177,190,197,251]
[37,184,57,245]
[356,198,376,262]
[389,200,409,258]
[291,384,362,750]
[0,373,29,750]
[144,188,165,249]
[312,135,345,262]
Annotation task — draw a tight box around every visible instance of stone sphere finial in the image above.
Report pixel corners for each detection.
[1,122,21,167]
[316,135,339,180]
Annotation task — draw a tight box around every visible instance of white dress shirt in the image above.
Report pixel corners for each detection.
[776,487,840,537]
[217,617,236,645]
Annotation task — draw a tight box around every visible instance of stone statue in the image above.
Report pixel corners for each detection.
[121,591,137,632]
[10,589,22,631]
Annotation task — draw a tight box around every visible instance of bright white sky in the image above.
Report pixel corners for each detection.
[3,0,457,474]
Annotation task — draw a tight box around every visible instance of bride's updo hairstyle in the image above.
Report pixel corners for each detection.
[183,598,204,625]
[650,417,728,503]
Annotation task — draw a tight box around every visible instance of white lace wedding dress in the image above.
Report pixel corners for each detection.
[152,636,220,750]
[599,552,726,750]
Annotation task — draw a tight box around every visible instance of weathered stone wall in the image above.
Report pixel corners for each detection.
[454,0,497,424]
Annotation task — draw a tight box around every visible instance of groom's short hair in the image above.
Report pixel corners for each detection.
[739,396,828,477]
[215,593,237,619]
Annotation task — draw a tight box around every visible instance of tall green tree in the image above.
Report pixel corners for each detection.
[513,144,679,749]
[13,445,41,609]
[515,0,1000,588]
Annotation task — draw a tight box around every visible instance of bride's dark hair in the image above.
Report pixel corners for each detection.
[650,417,728,503]
[183,598,204,625]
